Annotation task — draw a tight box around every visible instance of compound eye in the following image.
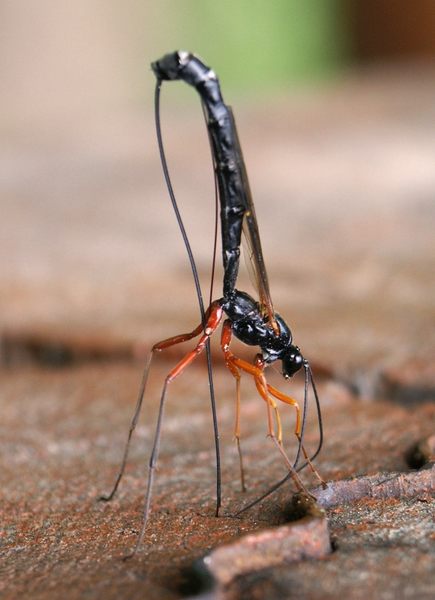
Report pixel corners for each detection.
[293,352,303,366]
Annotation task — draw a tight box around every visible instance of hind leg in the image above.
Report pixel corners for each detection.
[100,302,221,502]
[124,302,224,558]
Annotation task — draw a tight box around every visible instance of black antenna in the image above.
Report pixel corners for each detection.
[154,80,222,515]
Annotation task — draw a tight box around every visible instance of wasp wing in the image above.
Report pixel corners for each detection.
[229,108,278,332]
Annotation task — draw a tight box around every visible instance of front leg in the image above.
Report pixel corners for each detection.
[221,335,311,497]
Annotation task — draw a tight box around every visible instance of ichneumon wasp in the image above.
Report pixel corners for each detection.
[100,51,325,557]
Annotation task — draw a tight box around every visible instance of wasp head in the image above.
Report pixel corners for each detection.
[282,345,304,379]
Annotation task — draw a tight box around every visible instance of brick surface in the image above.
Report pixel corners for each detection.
[1,67,435,599]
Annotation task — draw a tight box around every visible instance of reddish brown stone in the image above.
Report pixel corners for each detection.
[379,357,435,404]
[1,64,435,600]
[313,466,434,508]
[199,515,330,591]
[1,364,434,599]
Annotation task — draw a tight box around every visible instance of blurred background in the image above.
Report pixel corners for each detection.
[1,0,434,371]
[1,4,435,596]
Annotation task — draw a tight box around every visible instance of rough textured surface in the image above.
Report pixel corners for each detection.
[199,514,331,589]
[313,467,434,507]
[225,496,435,600]
[1,67,435,599]
[1,364,433,599]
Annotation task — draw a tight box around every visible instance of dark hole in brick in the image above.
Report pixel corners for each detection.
[405,436,435,469]
[178,563,215,597]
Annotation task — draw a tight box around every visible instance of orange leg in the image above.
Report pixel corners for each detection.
[253,376,282,441]
[265,380,325,483]
[221,349,280,440]
[221,337,310,496]
[264,382,301,435]
[126,301,225,558]
[255,358,324,486]
[299,444,327,487]
[152,302,218,352]
[221,320,246,492]
[164,301,224,382]
[100,301,222,504]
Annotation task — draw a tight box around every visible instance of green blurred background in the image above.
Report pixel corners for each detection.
[2,0,435,126]
[147,0,349,89]
[1,0,435,364]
